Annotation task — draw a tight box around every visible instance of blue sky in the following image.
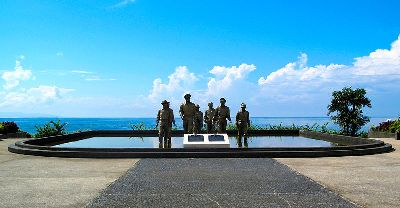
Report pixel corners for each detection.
[1,0,400,117]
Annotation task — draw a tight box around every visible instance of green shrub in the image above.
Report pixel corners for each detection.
[0,123,4,134]
[129,122,153,130]
[371,120,394,132]
[34,120,68,138]
[389,120,400,133]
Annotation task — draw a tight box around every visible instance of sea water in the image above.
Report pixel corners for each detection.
[0,117,394,134]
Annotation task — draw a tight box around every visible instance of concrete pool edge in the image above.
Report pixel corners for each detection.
[8,130,394,158]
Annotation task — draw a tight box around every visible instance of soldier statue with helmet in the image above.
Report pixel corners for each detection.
[236,102,250,137]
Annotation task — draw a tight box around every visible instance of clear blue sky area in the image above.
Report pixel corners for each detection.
[1,0,399,117]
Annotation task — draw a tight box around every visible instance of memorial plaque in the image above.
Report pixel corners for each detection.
[183,134,230,148]
[208,135,225,142]
[188,135,205,142]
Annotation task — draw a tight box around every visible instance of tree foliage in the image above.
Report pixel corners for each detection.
[327,87,371,136]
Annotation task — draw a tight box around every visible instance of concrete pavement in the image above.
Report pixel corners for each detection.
[276,138,400,208]
[0,139,138,208]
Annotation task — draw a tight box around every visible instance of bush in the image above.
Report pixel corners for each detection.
[0,123,4,134]
[34,120,68,138]
[1,121,19,134]
[371,119,400,133]
[371,120,394,132]
[129,122,150,130]
[389,120,400,133]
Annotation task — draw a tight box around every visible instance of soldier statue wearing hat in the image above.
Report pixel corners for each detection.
[204,102,215,133]
[236,102,250,137]
[179,93,196,134]
[213,98,231,133]
[193,104,204,135]
[156,100,176,148]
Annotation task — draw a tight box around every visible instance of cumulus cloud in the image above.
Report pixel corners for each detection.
[207,63,256,95]
[139,64,257,116]
[258,53,345,85]
[0,85,74,107]
[141,35,400,116]
[148,66,198,102]
[352,35,400,76]
[1,59,33,90]
[258,35,400,92]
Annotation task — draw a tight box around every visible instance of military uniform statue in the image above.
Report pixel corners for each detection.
[179,94,196,134]
[236,103,250,137]
[204,102,215,133]
[156,100,175,148]
[193,104,204,135]
[213,98,231,133]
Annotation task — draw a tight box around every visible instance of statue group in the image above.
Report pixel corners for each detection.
[156,93,251,148]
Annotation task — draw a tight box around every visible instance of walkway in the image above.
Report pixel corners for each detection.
[87,158,357,207]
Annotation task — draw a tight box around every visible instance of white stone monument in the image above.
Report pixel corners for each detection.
[183,134,230,148]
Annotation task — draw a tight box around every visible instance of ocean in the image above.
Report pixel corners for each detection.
[0,117,394,134]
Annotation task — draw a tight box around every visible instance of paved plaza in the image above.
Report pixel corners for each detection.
[1,137,400,207]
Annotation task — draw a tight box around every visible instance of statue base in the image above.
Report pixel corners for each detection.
[183,134,230,148]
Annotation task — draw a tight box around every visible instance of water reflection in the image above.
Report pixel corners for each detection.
[159,138,171,148]
[55,136,335,148]
[236,136,249,148]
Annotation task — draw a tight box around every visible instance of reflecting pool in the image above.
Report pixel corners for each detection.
[54,136,336,148]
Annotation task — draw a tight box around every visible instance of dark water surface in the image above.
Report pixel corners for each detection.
[54,136,335,148]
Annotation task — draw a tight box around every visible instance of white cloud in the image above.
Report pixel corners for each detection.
[0,85,74,107]
[258,53,345,85]
[148,66,198,102]
[259,36,400,89]
[56,52,64,57]
[140,35,400,117]
[352,35,400,76]
[1,59,33,90]
[207,63,256,95]
[110,0,135,8]
[254,35,400,116]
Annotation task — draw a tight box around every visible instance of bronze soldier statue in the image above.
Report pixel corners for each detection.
[156,100,175,148]
[236,103,250,137]
[193,104,204,135]
[179,93,196,134]
[204,102,215,133]
[213,98,231,133]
